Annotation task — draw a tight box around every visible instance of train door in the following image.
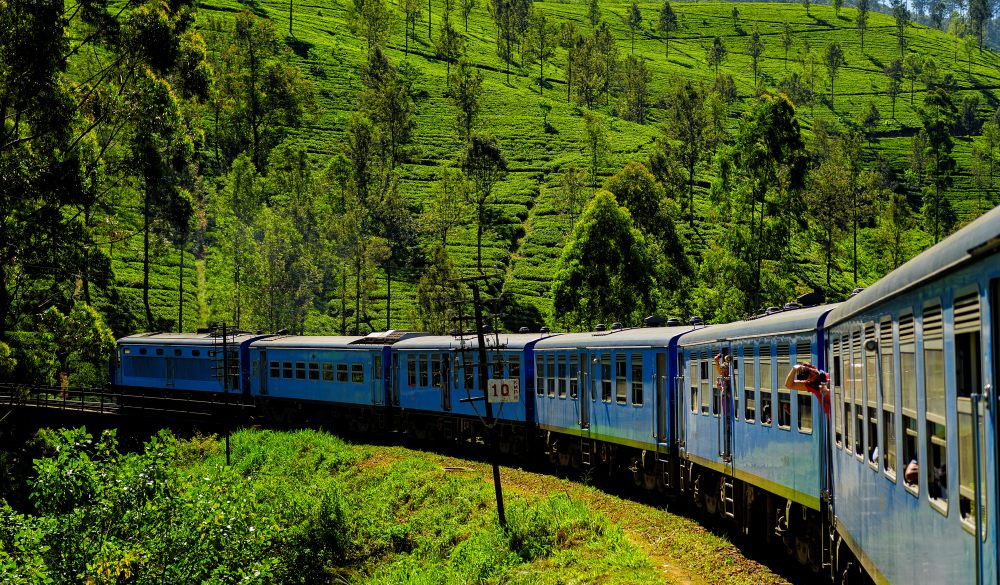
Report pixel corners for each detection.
[656,351,668,444]
[718,346,734,463]
[676,350,689,456]
[165,357,175,387]
[580,352,590,430]
[988,278,1000,585]
[259,350,268,395]
[371,351,384,406]
[442,353,452,411]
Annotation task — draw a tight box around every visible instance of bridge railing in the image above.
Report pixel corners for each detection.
[0,383,121,414]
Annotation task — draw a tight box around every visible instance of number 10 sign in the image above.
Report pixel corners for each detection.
[487,378,520,403]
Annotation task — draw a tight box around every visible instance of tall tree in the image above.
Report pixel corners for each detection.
[493,0,531,84]
[351,0,394,54]
[904,53,923,105]
[833,0,842,17]
[436,12,465,82]
[423,169,471,247]
[461,135,509,273]
[589,0,601,26]
[806,143,850,285]
[885,59,903,119]
[620,55,651,123]
[551,190,656,330]
[403,0,422,56]
[584,112,607,191]
[782,22,794,67]
[360,48,416,169]
[706,36,728,78]
[892,0,910,58]
[658,1,679,59]
[663,79,709,224]
[919,87,958,242]
[450,58,484,139]
[593,22,618,105]
[857,0,870,52]
[970,0,991,50]
[560,164,589,227]
[560,22,583,102]
[627,2,642,54]
[873,191,915,271]
[461,0,476,31]
[824,42,845,110]
[747,24,765,88]
[524,7,557,95]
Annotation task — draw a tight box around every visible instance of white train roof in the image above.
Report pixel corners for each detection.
[117,332,265,346]
[828,204,1000,327]
[680,304,838,346]
[533,326,692,350]
[393,333,557,351]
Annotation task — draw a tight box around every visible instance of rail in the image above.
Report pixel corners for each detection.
[0,383,121,414]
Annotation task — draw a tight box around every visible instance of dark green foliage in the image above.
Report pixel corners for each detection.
[919,87,959,242]
[824,42,845,109]
[552,190,656,329]
[462,134,509,273]
[747,24,765,88]
[706,36,727,77]
[892,0,910,58]
[658,1,678,59]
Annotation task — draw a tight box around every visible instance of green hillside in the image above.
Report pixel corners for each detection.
[179,0,997,331]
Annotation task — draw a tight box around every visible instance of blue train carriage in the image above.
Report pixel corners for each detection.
[532,325,692,491]
[114,331,268,396]
[678,303,836,572]
[824,206,1000,585]
[247,331,426,430]
[392,333,553,454]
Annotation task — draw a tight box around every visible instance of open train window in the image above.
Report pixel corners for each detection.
[174,349,182,356]
[700,353,710,415]
[192,350,200,357]
[711,350,721,416]
[777,344,791,429]
[308,362,319,381]
[615,355,627,404]
[569,354,579,399]
[283,361,293,378]
[139,347,147,355]
[601,354,612,402]
[407,354,416,386]
[689,357,698,414]
[466,356,476,390]
[833,338,843,446]
[865,323,878,468]
[880,318,897,479]
[632,353,643,406]
[744,348,756,423]
[156,348,164,356]
[337,363,348,383]
[546,355,556,397]
[955,292,985,532]
[431,355,441,387]
[509,355,520,378]
[322,362,333,382]
[536,356,544,396]
[419,355,429,387]
[295,362,306,380]
[732,355,740,420]
[352,363,364,384]
[923,304,947,513]
[558,355,568,399]
[759,348,772,426]
[270,361,280,378]
[851,330,864,459]
[900,314,919,495]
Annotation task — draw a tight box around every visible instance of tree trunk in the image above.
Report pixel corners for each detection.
[428,0,432,39]
[143,186,154,329]
[0,262,9,340]
[340,270,347,335]
[289,0,294,36]
[178,234,184,332]
[355,254,362,334]
[477,206,484,273]
[386,261,392,329]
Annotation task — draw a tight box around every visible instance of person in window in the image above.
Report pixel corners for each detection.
[784,363,830,417]
[904,458,919,486]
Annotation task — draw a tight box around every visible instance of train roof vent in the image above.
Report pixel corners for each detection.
[666,318,682,326]
[539,326,551,334]
[689,316,703,326]
[595,323,607,332]
[611,322,623,330]
[850,287,865,298]
[643,315,665,327]
[518,326,530,333]
[765,306,782,315]
[796,291,825,307]
[783,302,801,310]
[352,330,421,345]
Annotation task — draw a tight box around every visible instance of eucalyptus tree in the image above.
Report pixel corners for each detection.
[658,1,678,59]
[461,135,509,273]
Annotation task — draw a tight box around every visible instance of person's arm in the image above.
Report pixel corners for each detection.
[784,365,811,393]
[713,354,723,378]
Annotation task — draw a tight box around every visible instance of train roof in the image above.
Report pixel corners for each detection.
[117,332,265,346]
[533,326,692,350]
[249,331,429,349]
[679,303,837,346]
[393,333,558,351]
[827,205,1000,327]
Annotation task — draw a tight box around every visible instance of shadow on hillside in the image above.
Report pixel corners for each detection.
[286,37,313,59]
[236,0,267,17]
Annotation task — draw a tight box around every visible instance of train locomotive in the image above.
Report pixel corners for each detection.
[111,205,1000,584]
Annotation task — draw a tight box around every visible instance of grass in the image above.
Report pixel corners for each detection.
[95,0,1000,332]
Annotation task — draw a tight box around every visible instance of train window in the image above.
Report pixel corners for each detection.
[308,362,319,381]
[407,354,416,386]
[295,362,306,380]
[431,355,441,387]
[352,363,364,384]
[156,348,164,356]
[322,362,333,382]
[283,361,293,378]
[337,363,349,383]
[700,353,710,415]
[374,355,382,380]
[760,349,772,426]
[510,355,520,378]
[558,355,568,399]
[465,356,476,390]
[744,349,756,422]
[732,356,740,420]
[536,356,544,396]
[174,349,182,356]
[569,355,579,399]
[419,354,429,387]
[139,347,147,355]
[616,355,628,404]
[777,344,791,429]
[954,293,985,532]
[601,354,612,402]
[865,324,878,468]
[900,314,919,494]
[689,358,698,414]
[547,355,556,397]
[852,330,864,458]
[270,361,280,378]
[192,350,200,357]
[880,318,897,479]
[923,304,947,512]
[631,354,643,406]
[711,351,721,416]
[833,339,843,446]
[798,393,813,433]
